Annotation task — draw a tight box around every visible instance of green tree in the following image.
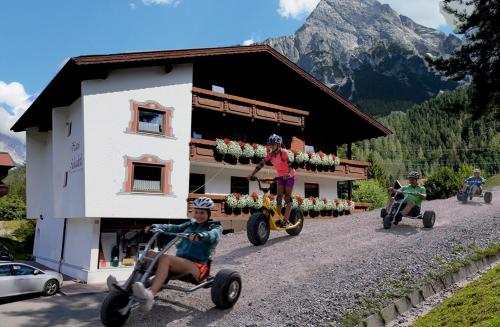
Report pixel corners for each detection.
[352,179,388,209]
[424,166,462,200]
[3,165,26,200]
[366,152,388,187]
[429,0,500,115]
[0,196,26,220]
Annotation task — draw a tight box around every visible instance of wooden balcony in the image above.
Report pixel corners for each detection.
[187,193,372,221]
[192,87,309,128]
[189,138,369,180]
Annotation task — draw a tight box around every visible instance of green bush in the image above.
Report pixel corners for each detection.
[352,179,388,209]
[424,166,461,200]
[0,195,26,220]
[13,220,36,252]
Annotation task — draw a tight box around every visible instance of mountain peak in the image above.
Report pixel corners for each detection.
[266,0,460,106]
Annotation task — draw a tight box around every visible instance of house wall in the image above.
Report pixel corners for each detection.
[82,64,193,219]
[190,163,338,199]
[52,99,86,219]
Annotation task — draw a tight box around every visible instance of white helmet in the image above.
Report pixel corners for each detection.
[267,134,283,145]
[473,168,480,173]
[192,197,214,210]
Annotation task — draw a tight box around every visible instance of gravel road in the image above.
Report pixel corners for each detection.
[125,188,499,327]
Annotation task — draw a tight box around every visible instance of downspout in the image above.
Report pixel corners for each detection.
[59,218,67,273]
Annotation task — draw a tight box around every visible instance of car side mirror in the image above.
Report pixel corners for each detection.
[33,269,41,275]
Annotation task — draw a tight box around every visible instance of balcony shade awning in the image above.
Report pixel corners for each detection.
[11,45,391,144]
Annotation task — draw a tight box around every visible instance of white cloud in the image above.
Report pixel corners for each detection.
[378,0,447,28]
[242,39,255,46]
[0,81,31,155]
[141,0,180,7]
[278,0,320,19]
[129,3,137,9]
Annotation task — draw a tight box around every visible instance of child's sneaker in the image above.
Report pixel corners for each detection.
[132,282,154,311]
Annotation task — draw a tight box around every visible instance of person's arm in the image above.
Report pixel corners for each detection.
[285,150,292,178]
[151,221,191,233]
[248,157,268,179]
[198,222,222,244]
[410,187,427,200]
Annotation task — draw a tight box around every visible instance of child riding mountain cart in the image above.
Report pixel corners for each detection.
[381,172,436,230]
[457,169,492,204]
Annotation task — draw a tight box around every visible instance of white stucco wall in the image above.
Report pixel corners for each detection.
[190,163,339,199]
[61,219,99,278]
[82,64,193,219]
[52,99,86,219]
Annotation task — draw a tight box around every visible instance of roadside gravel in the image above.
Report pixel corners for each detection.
[129,188,500,327]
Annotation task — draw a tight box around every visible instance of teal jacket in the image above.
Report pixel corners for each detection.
[152,219,222,265]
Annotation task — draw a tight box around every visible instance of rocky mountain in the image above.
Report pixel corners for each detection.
[266,0,462,114]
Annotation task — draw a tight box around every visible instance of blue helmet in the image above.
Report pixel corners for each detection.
[267,134,283,145]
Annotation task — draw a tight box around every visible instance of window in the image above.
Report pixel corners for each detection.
[231,176,249,194]
[66,122,72,137]
[305,145,315,153]
[129,101,173,137]
[12,265,35,276]
[212,85,225,93]
[304,183,319,198]
[132,164,163,192]
[0,265,11,276]
[189,173,205,194]
[138,108,164,134]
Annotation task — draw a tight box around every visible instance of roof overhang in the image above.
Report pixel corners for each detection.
[11,45,391,143]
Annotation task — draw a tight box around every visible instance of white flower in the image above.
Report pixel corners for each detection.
[300,198,313,211]
[227,141,243,158]
[322,154,335,167]
[286,149,294,162]
[242,143,255,158]
[254,144,267,158]
[226,194,238,209]
[337,201,345,212]
[215,138,228,155]
[310,153,322,165]
[324,199,335,211]
[238,194,250,208]
[313,198,325,211]
[295,152,309,164]
[333,155,341,166]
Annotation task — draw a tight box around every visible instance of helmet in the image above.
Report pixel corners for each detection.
[473,168,480,173]
[407,171,421,179]
[267,134,283,145]
[192,197,214,210]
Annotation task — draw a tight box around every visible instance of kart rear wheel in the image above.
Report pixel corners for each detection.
[456,192,462,201]
[484,191,492,204]
[286,207,304,236]
[100,292,131,327]
[461,194,468,204]
[247,212,270,245]
[211,269,242,309]
[383,214,393,229]
[422,211,436,228]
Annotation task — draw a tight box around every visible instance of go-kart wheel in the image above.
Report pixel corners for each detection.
[380,208,387,218]
[461,194,468,204]
[247,212,270,245]
[100,292,131,327]
[286,207,304,236]
[211,269,242,309]
[484,191,492,204]
[456,192,462,201]
[383,215,393,229]
[422,211,436,228]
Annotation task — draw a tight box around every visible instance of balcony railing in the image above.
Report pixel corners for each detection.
[187,193,372,220]
[189,138,369,180]
[192,87,309,128]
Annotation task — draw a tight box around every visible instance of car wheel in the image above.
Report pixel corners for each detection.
[43,279,59,296]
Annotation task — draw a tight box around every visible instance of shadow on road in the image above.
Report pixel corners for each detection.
[0,293,104,327]
[216,234,293,266]
[374,224,420,236]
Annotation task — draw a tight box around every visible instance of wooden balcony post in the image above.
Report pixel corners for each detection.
[347,143,353,200]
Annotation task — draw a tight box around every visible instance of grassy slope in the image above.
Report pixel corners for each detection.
[413,264,500,327]
[485,174,500,189]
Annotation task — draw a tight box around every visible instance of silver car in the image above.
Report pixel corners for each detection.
[0,261,63,298]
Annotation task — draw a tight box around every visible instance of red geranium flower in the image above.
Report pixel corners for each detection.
[268,194,275,201]
[251,192,259,200]
[318,151,325,158]
[223,138,230,145]
[294,195,303,204]
[234,193,241,200]
[322,197,328,204]
[334,198,341,205]
[238,140,246,149]
[332,154,337,159]
[291,149,297,155]
[252,143,258,150]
